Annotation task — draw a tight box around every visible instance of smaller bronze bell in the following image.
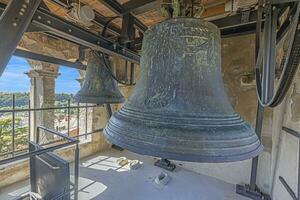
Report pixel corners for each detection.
[74,53,125,104]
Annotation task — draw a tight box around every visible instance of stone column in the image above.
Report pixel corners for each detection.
[26,61,59,142]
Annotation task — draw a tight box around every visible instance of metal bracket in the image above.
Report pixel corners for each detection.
[154,159,176,172]
[236,184,271,200]
[119,13,135,45]
[0,0,42,76]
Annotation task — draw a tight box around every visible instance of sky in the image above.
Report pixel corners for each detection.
[0,56,80,94]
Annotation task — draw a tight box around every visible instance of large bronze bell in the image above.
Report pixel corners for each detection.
[104,18,263,162]
[74,53,125,104]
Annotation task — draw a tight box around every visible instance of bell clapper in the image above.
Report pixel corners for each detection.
[154,159,176,172]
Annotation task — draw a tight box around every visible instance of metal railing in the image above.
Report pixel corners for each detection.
[0,94,104,159]
[0,126,80,200]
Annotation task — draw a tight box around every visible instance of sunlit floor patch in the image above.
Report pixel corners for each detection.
[0,149,249,200]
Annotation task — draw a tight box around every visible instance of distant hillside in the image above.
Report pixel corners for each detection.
[0,92,75,108]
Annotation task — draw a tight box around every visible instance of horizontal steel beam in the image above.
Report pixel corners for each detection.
[122,0,156,15]
[100,0,148,32]
[0,0,42,76]
[0,2,140,64]
[212,10,258,37]
[50,0,121,36]
[14,49,86,70]
[272,0,298,4]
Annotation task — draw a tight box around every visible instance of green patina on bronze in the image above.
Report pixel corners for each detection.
[104,18,263,162]
[74,53,125,104]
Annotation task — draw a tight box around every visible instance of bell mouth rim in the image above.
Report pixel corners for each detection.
[104,128,263,163]
[74,95,125,104]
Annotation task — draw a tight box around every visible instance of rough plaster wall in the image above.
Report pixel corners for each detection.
[271,69,300,200]
[173,34,273,193]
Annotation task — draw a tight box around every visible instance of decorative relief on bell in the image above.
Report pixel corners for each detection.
[104,18,263,162]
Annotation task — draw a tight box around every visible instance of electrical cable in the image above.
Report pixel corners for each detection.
[255,1,300,107]
[92,51,135,86]
[97,15,136,86]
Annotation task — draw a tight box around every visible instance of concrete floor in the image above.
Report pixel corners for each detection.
[0,149,249,200]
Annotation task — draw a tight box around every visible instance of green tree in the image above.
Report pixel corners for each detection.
[0,117,28,155]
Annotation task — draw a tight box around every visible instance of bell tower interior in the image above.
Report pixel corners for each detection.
[0,1,299,200]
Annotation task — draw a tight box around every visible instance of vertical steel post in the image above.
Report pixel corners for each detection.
[85,103,88,139]
[130,62,135,85]
[12,94,15,155]
[67,99,70,136]
[250,104,264,190]
[36,126,40,144]
[74,144,80,200]
[250,0,265,191]
[77,102,80,136]
[125,61,128,83]
[298,139,300,199]
[28,99,31,142]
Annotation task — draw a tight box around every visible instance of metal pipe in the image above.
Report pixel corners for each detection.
[12,94,15,156]
[67,99,71,136]
[28,99,31,142]
[250,0,264,190]
[298,137,300,199]
[74,144,80,200]
[38,126,77,142]
[77,103,80,136]
[85,103,88,140]
[0,129,102,157]
[279,176,297,200]
[283,126,300,138]
[282,126,300,198]
[250,104,264,190]
[0,139,78,165]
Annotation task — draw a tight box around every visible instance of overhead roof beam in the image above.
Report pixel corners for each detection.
[211,10,259,37]
[100,0,148,32]
[122,0,156,15]
[14,49,86,70]
[0,2,140,64]
[50,0,121,36]
[0,0,42,76]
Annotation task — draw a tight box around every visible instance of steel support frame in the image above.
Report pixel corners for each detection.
[236,1,271,199]
[30,9,140,64]
[121,0,156,15]
[0,0,42,76]
[14,48,86,70]
[119,13,135,45]
[100,0,148,33]
[212,10,259,37]
[0,2,140,66]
